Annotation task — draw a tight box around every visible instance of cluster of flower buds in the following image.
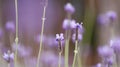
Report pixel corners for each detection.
[56,33,64,52]
[3,50,14,63]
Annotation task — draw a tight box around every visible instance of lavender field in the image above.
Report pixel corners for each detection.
[0,0,120,67]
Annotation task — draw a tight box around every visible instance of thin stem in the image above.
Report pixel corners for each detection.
[72,40,78,67]
[14,0,19,67]
[115,54,119,67]
[64,30,70,67]
[8,63,10,67]
[36,1,47,67]
[58,52,62,67]
[77,47,82,67]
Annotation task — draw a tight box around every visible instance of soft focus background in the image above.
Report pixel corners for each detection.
[0,0,119,67]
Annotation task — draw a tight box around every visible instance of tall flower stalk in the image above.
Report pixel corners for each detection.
[58,52,62,67]
[63,3,75,67]
[14,0,19,67]
[64,28,71,67]
[77,47,82,67]
[72,23,83,67]
[56,33,64,67]
[36,0,48,67]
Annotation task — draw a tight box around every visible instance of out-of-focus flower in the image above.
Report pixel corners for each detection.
[64,3,75,14]
[97,14,110,25]
[95,63,102,67]
[3,50,14,63]
[62,19,76,30]
[41,51,64,67]
[110,38,120,53]
[97,11,117,25]
[24,57,37,67]
[41,51,58,65]
[73,22,84,33]
[98,45,114,58]
[5,21,15,32]
[12,43,32,58]
[107,57,114,65]
[34,34,46,44]
[72,33,82,42]
[106,11,117,22]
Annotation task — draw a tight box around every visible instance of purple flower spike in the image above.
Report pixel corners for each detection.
[106,11,117,22]
[98,46,114,58]
[5,21,15,32]
[64,3,75,14]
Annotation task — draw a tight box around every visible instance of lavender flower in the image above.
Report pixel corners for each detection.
[62,19,76,30]
[56,33,64,41]
[41,51,58,65]
[96,63,102,67]
[12,43,32,58]
[34,34,46,44]
[110,39,120,53]
[64,3,75,14]
[72,33,82,42]
[73,22,84,33]
[97,11,117,25]
[3,50,14,63]
[107,57,114,65]
[56,33,64,52]
[5,21,15,32]
[98,45,114,58]
[106,11,117,22]
[41,51,64,67]
[97,14,110,25]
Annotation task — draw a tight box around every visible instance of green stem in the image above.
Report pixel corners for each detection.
[72,40,78,67]
[36,2,47,67]
[58,52,62,67]
[8,63,10,67]
[14,0,19,67]
[77,47,82,67]
[64,30,70,67]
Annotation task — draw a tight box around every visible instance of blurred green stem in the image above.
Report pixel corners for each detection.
[36,1,47,67]
[64,30,70,67]
[72,40,78,67]
[14,0,19,67]
[58,52,62,67]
